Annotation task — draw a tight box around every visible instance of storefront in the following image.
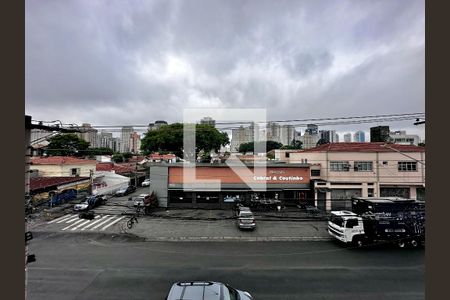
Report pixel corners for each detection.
[150,163,311,208]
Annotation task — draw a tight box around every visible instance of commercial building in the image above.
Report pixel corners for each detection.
[273,142,425,210]
[389,130,420,146]
[370,126,390,142]
[149,163,311,208]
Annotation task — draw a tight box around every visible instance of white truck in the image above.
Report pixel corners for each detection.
[328,197,425,248]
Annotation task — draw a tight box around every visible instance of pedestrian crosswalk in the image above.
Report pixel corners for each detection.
[47,214,127,232]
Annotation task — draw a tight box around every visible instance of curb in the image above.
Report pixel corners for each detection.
[142,236,333,242]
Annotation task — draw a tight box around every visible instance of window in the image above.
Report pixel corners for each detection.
[71,168,80,176]
[382,161,388,165]
[285,152,290,158]
[398,161,417,172]
[368,188,374,197]
[354,161,373,172]
[330,161,350,172]
[311,169,321,176]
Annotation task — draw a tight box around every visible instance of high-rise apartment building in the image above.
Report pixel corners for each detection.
[353,131,366,142]
[305,124,319,135]
[121,126,134,153]
[200,117,216,127]
[99,131,113,149]
[343,133,352,143]
[148,120,168,131]
[129,132,142,153]
[264,122,296,146]
[320,130,339,143]
[230,123,259,152]
[78,123,98,148]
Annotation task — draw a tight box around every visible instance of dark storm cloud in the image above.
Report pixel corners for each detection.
[26,0,424,138]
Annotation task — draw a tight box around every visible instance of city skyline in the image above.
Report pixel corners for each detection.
[26,0,424,140]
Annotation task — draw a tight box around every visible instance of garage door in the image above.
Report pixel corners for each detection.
[380,187,410,199]
[331,189,362,210]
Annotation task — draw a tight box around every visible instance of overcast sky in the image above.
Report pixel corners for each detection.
[25,0,425,139]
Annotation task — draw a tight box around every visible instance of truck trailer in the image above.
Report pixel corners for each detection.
[328,197,425,248]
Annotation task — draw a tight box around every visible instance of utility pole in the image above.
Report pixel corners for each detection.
[24,115,82,299]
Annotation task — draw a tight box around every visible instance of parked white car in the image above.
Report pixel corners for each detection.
[141,179,151,187]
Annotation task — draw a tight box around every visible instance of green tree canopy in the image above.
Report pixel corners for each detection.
[112,153,124,163]
[281,140,303,150]
[140,123,229,158]
[238,140,283,154]
[45,134,90,156]
[316,138,329,146]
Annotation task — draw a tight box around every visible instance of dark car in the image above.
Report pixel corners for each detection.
[74,195,106,211]
[115,185,136,197]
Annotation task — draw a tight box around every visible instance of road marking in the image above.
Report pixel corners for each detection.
[56,215,78,224]
[71,216,101,231]
[80,215,110,231]
[90,216,116,230]
[61,218,86,231]
[65,215,85,223]
[47,214,71,224]
[100,216,126,231]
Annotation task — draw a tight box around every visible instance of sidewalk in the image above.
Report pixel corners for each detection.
[128,218,331,242]
[147,206,328,222]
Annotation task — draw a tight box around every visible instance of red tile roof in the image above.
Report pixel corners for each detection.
[149,153,176,160]
[300,142,425,153]
[96,162,136,174]
[30,176,89,192]
[31,156,97,165]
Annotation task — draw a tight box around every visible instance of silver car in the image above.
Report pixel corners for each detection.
[237,208,256,230]
[166,281,253,300]
[133,194,149,207]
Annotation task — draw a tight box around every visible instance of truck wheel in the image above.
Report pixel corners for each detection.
[397,240,406,248]
[410,239,419,248]
[353,237,364,248]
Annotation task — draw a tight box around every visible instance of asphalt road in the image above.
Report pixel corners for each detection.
[26,232,424,300]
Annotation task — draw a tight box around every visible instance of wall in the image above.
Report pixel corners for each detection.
[31,163,96,177]
[150,165,169,208]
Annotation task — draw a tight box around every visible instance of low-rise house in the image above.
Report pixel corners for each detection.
[148,153,177,163]
[31,156,97,177]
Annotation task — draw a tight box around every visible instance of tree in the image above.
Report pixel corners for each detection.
[316,138,329,146]
[112,153,124,163]
[85,147,114,156]
[281,139,303,150]
[140,123,229,158]
[238,140,283,154]
[45,134,90,156]
[123,152,133,162]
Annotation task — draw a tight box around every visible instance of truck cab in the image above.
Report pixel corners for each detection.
[328,211,365,245]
